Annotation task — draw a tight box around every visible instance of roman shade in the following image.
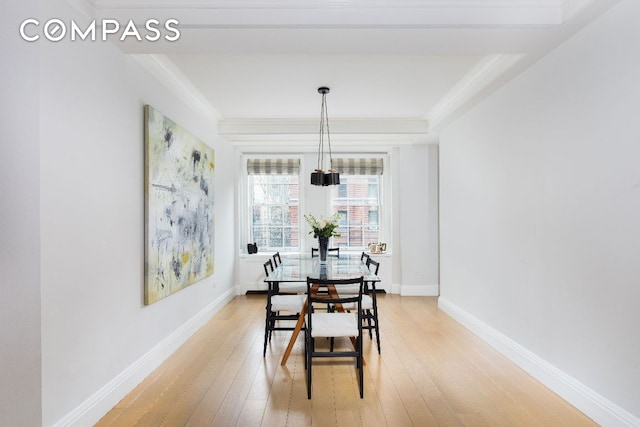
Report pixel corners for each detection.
[247,158,300,175]
[331,158,384,175]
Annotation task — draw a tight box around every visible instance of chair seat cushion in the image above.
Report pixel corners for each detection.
[271,294,305,313]
[337,294,373,310]
[336,284,361,294]
[311,313,358,337]
[278,283,307,294]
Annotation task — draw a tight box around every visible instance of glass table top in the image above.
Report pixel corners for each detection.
[265,254,379,282]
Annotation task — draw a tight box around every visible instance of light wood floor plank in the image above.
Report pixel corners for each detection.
[95,294,596,426]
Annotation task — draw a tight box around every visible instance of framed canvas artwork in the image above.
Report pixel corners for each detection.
[144,105,215,305]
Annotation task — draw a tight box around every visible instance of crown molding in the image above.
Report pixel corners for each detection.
[92,0,572,28]
[65,0,97,18]
[562,0,591,21]
[218,118,428,136]
[227,133,430,147]
[131,54,222,123]
[94,0,563,9]
[425,53,524,131]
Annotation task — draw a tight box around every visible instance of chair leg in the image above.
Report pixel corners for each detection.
[358,337,364,398]
[366,310,373,339]
[307,336,313,399]
[371,292,381,354]
[269,313,277,342]
[304,331,307,370]
[263,313,270,357]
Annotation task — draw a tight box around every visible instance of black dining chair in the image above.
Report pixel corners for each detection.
[363,258,381,354]
[311,247,340,257]
[262,258,305,357]
[267,254,305,294]
[305,276,364,399]
[263,258,274,276]
[360,251,370,264]
[272,251,282,267]
[337,257,382,354]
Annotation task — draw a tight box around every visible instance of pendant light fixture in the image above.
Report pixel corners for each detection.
[311,87,340,186]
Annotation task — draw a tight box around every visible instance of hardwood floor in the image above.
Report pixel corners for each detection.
[96,295,596,426]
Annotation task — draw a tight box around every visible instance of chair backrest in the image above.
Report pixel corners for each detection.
[366,258,380,275]
[306,276,364,317]
[272,251,282,267]
[311,247,340,257]
[360,251,370,263]
[263,258,274,277]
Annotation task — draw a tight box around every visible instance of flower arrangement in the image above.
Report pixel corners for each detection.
[304,212,341,239]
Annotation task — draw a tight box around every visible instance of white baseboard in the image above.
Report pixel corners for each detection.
[399,284,439,296]
[239,282,267,295]
[437,297,640,427]
[53,288,235,427]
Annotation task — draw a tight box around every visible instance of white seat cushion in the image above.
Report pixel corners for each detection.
[278,283,307,294]
[271,294,305,313]
[311,312,358,337]
[336,284,361,294]
[337,294,373,310]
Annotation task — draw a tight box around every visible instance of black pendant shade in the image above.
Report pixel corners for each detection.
[311,87,340,186]
[310,170,340,186]
[310,170,323,186]
[323,171,340,186]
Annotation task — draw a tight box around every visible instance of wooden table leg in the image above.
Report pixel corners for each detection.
[280,299,308,366]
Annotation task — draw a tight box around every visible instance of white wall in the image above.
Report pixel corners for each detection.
[396,144,439,295]
[35,1,236,425]
[439,1,640,424]
[0,1,42,425]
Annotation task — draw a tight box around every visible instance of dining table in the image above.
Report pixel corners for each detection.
[264,254,380,365]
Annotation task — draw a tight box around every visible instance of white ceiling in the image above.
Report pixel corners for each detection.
[165,53,483,119]
[87,0,619,142]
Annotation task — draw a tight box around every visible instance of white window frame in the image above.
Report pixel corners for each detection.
[239,151,391,254]
[241,154,304,253]
[328,154,390,251]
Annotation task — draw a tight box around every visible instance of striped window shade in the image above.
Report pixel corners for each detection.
[247,158,300,175]
[331,158,384,175]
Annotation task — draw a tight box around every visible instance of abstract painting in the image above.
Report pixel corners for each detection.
[144,105,215,305]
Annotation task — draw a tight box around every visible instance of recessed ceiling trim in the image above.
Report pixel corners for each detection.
[131,54,222,123]
[94,1,563,9]
[94,7,564,28]
[219,118,428,136]
[426,53,524,130]
[562,0,592,21]
[227,133,429,147]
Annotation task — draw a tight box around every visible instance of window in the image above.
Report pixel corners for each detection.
[247,159,300,251]
[330,158,383,249]
[338,183,347,198]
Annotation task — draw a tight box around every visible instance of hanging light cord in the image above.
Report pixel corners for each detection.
[317,92,325,172]
[317,88,333,173]
[324,92,333,171]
